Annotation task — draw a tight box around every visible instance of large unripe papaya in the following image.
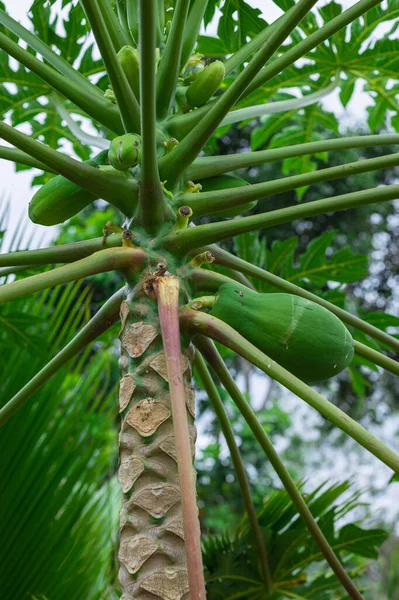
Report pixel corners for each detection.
[29,150,108,226]
[108,134,142,171]
[209,283,354,382]
[198,174,256,217]
[117,45,140,99]
[186,60,225,108]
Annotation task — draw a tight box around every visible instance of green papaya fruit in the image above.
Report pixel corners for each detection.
[108,134,142,171]
[186,60,225,108]
[117,45,140,99]
[209,283,354,382]
[29,150,109,226]
[198,174,256,217]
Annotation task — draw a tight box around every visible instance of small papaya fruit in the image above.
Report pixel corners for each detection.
[186,60,225,108]
[209,283,354,382]
[117,45,140,99]
[198,174,256,217]
[108,134,142,171]
[29,150,109,226]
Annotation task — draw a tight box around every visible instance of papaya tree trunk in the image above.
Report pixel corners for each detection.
[118,281,196,599]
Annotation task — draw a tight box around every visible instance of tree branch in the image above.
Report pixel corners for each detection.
[0,146,55,173]
[165,184,399,251]
[187,133,399,180]
[354,341,399,377]
[97,0,132,51]
[0,122,138,216]
[0,247,145,304]
[181,152,399,217]
[180,0,209,69]
[0,33,122,134]
[135,0,171,231]
[80,0,140,133]
[0,8,104,98]
[0,234,123,268]
[156,0,191,119]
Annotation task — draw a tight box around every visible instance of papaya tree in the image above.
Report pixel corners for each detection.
[1,0,399,599]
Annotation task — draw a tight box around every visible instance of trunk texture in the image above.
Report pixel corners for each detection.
[118,282,196,600]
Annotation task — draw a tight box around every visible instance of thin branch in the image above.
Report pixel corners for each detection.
[165,184,399,251]
[0,33,122,134]
[135,0,171,231]
[180,310,399,475]
[80,0,140,134]
[244,0,381,99]
[195,335,365,600]
[181,152,399,217]
[205,245,399,354]
[52,94,109,150]
[0,288,123,426]
[156,0,191,119]
[220,79,338,127]
[159,0,318,187]
[354,341,399,377]
[194,351,272,593]
[97,0,132,51]
[0,247,145,304]
[0,146,55,173]
[154,276,206,600]
[0,8,103,97]
[187,133,399,181]
[0,122,138,216]
[116,0,133,44]
[126,0,139,46]
[0,234,123,268]
[180,0,209,69]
